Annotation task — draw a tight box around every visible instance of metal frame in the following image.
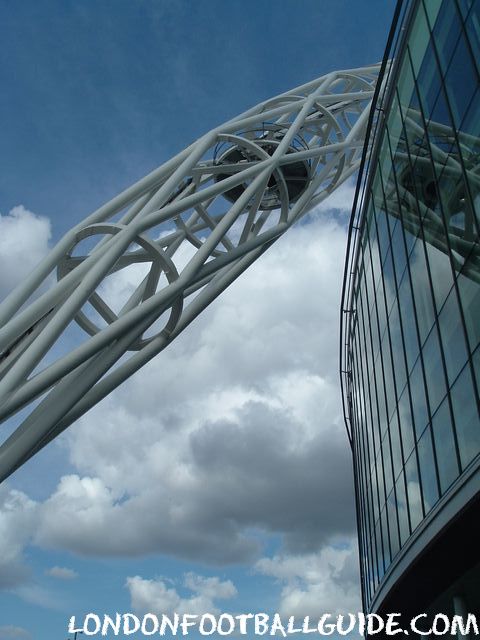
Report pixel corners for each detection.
[0,64,381,482]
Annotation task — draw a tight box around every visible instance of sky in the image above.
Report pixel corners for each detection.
[0,1,396,638]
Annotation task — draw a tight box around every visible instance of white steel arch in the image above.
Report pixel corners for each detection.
[0,63,381,481]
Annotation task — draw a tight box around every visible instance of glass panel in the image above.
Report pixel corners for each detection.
[395,473,410,545]
[382,335,397,421]
[376,452,386,508]
[389,302,407,394]
[459,89,480,138]
[422,328,447,414]
[431,397,460,494]
[383,249,397,315]
[430,0,462,74]
[389,413,403,481]
[473,347,480,397]
[378,145,394,196]
[402,215,420,258]
[370,295,381,360]
[415,39,442,119]
[458,89,480,236]
[457,262,480,353]
[438,287,469,385]
[368,220,382,293]
[383,435,394,498]
[443,33,477,128]
[390,214,408,283]
[429,81,454,128]
[376,522,385,580]
[465,5,480,77]
[371,462,380,523]
[424,241,454,313]
[409,355,430,439]
[381,507,390,568]
[374,202,391,264]
[422,0,443,28]
[374,352,388,433]
[409,241,436,343]
[405,452,423,530]
[450,363,480,469]
[387,491,400,558]
[397,49,416,108]
[398,385,415,459]
[408,3,432,76]
[387,93,404,159]
[457,0,473,20]
[417,426,439,514]
[398,273,420,372]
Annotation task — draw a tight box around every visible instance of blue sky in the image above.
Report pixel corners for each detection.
[0,2,395,639]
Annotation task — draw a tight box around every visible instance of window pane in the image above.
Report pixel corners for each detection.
[395,473,410,545]
[443,34,477,127]
[424,241,454,313]
[450,364,480,469]
[390,302,407,394]
[417,426,439,513]
[422,327,447,413]
[432,398,460,494]
[387,491,400,558]
[398,386,416,459]
[465,5,480,77]
[381,507,391,568]
[405,452,423,530]
[408,4,432,75]
[389,413,403,480]
[438,287,469,385]
[409,355,430,439]
[398,273,420,372]
[409,241,436,343]
[457,0,473,20]
[383,435,394,497]
[390,212,408,283]
[457,264,480,353]
[431,0,462,74]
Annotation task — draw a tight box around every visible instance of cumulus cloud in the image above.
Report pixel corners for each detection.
[0,205,51,299]
[45,565,78,580]
[0,486,38,589]
[126,573,237,616]
[255,540,362,618]
[1,204,360,617]
[313,179,356,215]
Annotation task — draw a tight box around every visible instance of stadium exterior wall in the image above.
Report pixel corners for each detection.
[341,0,480,623]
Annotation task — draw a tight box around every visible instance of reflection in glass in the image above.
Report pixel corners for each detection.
[417,426,439,514]
[450,364,480,469]
[405,452,423,530]
[345,0,480,608]
[432,399,459,494]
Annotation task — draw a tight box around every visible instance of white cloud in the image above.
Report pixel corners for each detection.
[45,565,78,580]
[0,204,361,617]
[0,486,38,589]
[126,573,237,616]
[255,539,362,619]
[0,205,51,299]
[313,179,356,215]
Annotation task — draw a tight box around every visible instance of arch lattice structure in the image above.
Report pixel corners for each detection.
[0,64,381,481]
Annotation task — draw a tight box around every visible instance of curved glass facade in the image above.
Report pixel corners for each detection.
[342,0,480,613]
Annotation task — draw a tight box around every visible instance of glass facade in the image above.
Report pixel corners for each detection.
[342,0,480,613]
